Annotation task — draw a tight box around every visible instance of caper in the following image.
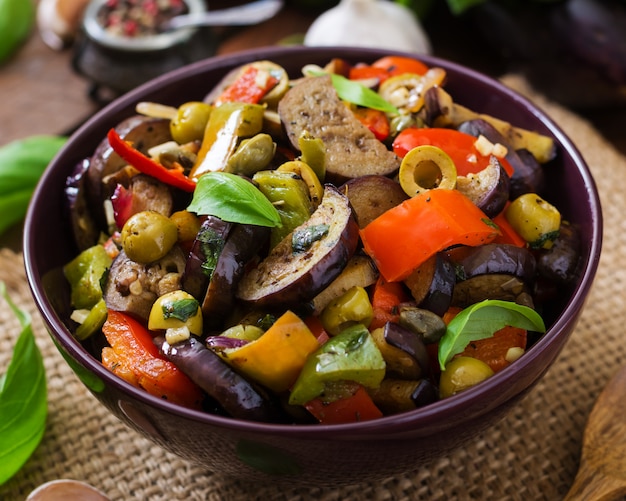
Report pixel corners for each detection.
[170,101,212,144]
[439,356,494,399]
[398,144,457,197]
[121,210,178,264]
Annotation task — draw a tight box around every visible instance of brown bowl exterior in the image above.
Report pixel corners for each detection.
[23,46,602,486]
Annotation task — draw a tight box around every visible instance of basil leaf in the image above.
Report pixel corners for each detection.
[329,74,400,114]
[163,298,199,322]
[0,282,47,485]
[438,299,546,370]
[292,224,329,253]
[0,135,68,237]
[188,172,281,228]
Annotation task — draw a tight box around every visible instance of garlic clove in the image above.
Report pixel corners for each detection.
[37,0,90,50]
[304,0,431,54]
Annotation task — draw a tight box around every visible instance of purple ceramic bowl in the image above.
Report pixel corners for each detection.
[24,46,602,486]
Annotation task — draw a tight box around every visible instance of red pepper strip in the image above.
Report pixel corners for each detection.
[371,55,429,76]
[369,276,410,331]
[492,206,527,248]
[304,315,330,345]
[101,309,204,409]
[216,65,279,105]
[392,127,514,177]
[107,128,196,192]
[360,189,500,282]
[304,385,383,424]
[348,65,391,84]
[352,107,390,141]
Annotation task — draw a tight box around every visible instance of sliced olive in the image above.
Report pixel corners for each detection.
[398,145,457,197]
[121,210,178,264]
[439,356,495,398]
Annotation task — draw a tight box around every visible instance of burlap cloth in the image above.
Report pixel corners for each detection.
[0,75,623,501]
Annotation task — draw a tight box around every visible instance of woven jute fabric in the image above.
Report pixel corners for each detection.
[0,75,623,500]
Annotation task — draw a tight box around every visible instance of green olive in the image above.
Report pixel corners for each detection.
[505,193,561,249]
[225,133,276,176]
[121,210,178,264]
[170,101,212,144]
[148,290,202,335]
[320,286,374,336]
[439,356,494,398]
[398,144,457,197]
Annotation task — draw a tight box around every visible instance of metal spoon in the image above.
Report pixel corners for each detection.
[160,0,284,32]
[26,479,110,501]
[563,365,626,500]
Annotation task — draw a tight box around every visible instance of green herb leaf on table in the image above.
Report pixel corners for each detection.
[187,172,282,228]
[0,281,47,486]
[438,299,546,370]
[0,135,68,237]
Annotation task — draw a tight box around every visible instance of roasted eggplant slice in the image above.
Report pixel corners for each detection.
[278,75,400,183]
[86,116,172,227]
[446,243,536,283]
[456,156,511,217]
[458,118,545,198]
[403,253,456,316]
[237,185,359,307]
[65,158,100,251]
[340,175,408,228]
[104,246,187,322]
[159,336,283,422]
[201,223,271,328]
[451,274,534,308]
[536,221,582,286]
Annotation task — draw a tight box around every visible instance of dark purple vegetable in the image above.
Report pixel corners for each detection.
[446,243,537,283]
[457,118,545,198]
[86,116,172,227]
[451,274,534,309]
[397,305,447,345]
[367,378,437,414]
[159,335,283,422]
[182,216,233,301]
[456,156,510,218]
[536,221,582,286]
[403,253,455,317]
[236,185,359,307]
[65,158,100,251]
[201,223,271,328]
[104,246,186,321]
[205,335,249,350]
[383,322,430,379]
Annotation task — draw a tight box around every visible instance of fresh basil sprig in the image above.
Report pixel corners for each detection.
[187,172,282,227]
[0,281,47,485]
[0,135,68,237]
[438,299,546,370]
[329,73,400,115]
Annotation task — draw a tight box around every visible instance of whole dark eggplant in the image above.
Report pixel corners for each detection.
[159,335,284,422]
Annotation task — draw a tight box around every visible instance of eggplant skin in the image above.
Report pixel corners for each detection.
[160,336,283,422]
[446,243,536,283]
[201,223,271,328]
[236,185,359,307]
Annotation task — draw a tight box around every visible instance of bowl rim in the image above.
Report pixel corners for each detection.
[24,45,603,438]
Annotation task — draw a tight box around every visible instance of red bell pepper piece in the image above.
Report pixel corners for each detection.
[371,55,429,77]
[216,65,279,105]
[360,188,500,282]
[304,384,383,424]
[107,128,196,192]
[392,127,514,177]
[492,206,527,247]
[101,309,204,409]
[352,107,390,141]
[369,276,410,331]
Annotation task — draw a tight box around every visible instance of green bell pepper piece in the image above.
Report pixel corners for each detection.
[63,245,112,310]
[253,169,312,248]
[288,324,385,406]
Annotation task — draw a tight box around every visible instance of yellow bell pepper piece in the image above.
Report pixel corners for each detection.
[220,310,319,393]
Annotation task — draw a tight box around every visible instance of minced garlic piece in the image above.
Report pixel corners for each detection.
[165,325,191,345]
[505,346,525,363]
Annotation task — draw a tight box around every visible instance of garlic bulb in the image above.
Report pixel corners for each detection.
[37,0,90,50]
[304,0,432,54]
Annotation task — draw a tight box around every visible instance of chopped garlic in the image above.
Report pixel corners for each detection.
[492,142,509,158]
[474,135,508,158]
[165,325,191,345]
[70,309,91,325]
[505,346,525,363]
